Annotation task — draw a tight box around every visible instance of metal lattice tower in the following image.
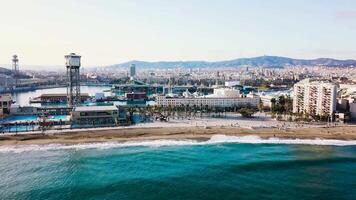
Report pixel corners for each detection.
[12,55,19,87]
[65,53,81,107]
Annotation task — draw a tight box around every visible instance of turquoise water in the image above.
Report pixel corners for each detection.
[1,115,38,122]
[0,115,68,132]
[1,115,69,123]
[1,142,356,200]
[48,115,69,121]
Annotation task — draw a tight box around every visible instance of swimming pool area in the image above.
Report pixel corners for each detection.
[1,115,70,123]
[48,115,70,121]
[0,115,70,133]
[1,115,38,123]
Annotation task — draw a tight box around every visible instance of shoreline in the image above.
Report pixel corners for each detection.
[1,125,356,146]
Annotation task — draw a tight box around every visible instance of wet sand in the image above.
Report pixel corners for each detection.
[1,126,356,145]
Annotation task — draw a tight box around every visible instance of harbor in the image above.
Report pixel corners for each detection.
[1,52,355,134]
[3,1,356,200]
[0,54,262,133]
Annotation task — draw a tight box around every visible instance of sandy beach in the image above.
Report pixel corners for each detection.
[1,124,356,146]
[0,114,355,145]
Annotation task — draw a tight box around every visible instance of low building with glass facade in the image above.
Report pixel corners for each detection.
[71,105,126,127]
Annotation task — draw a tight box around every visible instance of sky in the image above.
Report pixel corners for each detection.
[1,0,356,69]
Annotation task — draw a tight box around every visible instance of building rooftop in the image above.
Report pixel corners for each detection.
[40,93,90,97]
[0,94,12,101]
[296,78,335,86]
[160,96,257,100]
[73,105,118,112]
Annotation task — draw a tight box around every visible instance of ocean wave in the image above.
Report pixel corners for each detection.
[1,135,356,153]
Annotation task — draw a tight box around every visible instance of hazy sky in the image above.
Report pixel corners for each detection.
[1,0,356,68]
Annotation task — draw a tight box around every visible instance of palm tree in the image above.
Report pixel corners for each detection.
[271,98,277,113]
[192,104,197,119]
[127,107,135,124]
[59,119,63,130]
[205,105,210,117]
[258,99,264,113]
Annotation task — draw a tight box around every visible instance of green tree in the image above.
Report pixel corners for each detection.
[238,108,256,118]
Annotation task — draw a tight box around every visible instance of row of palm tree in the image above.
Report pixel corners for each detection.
[126,104,257,124]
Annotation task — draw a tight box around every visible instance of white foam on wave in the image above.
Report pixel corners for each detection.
[207,135,356,146]
[1,135,356,153]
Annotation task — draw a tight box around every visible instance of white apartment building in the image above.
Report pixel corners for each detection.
[156,88,260,108]
[224,81,241,87]
[293,79,336,116]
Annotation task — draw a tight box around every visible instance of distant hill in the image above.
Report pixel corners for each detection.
[105,56,356,69]
[0,66,32,79]
[0,67,13,76]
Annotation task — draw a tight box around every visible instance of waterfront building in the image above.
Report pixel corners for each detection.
[293,79,337,117]
[225,81,241,87]
[211,88,241,97]
[10,105,38,115]
[112,83,163,95]
[260,95,274,108]
[71,105,125,127]
[31,93,90,103]
[0,94,12,117]
[259,90,292,108]
[156,88,259,108]
[95,93,105,101]
[125,92,147,105]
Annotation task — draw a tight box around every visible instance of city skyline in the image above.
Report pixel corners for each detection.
[1,0,356,68]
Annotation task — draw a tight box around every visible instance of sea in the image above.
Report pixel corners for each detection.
[1,135,356,200]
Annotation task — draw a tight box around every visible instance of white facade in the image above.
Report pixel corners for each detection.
[156,96,259,108]
[65,53,81,67]
[225,81,241,87]
[293,79,336,116]
[260,95,273,108]
[156,88,259,108]
[212,88,240,97]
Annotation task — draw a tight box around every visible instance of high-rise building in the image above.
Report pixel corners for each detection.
[293,79,336,117]
[130,64,136,78]
[65,53,81,107]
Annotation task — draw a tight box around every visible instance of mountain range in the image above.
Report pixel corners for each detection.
[0,67,13,76]
[105,56,356,69]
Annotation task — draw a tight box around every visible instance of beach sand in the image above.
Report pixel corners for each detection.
[1,125,356,146]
